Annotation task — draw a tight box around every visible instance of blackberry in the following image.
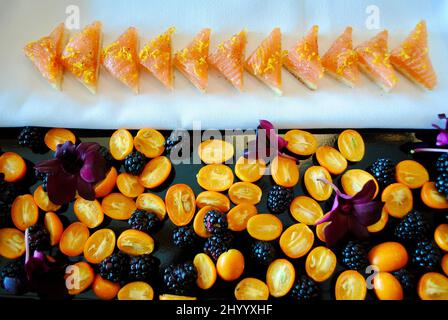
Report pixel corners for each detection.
[203,231,233,261]
[203,209,228,234]
[436,153,448,174]
[0,174,21,204]
[0,260,27,294]
[27,224,50,252]
[163,262,197,295]
[368,158,395,187]
[172,226,197,248]
[394,211,430,242]
[251,241,276,266]
[435,173,448,197]
[412,240,442,272]
[0,202,11,227]
[35,170,49,192]
[341,241,369,272]
[392,269,415,293]
[290,276,319,301]
[99,252,130,283]
[17,126,46,153]
[99,146,118,169]
[129,254,160,282]
[124,151,147,175]
[267,186,293,214]
[165,130,189,156]
[128,209,160,234]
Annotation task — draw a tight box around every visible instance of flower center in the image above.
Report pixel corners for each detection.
[60,151,83,174]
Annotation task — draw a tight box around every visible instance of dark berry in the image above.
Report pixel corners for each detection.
[250,241,276,267]
[99,252,130,283]
[0,260,27,294]
[368,158,395,187]
[17,127,46,153]
[163,262,197,295]
[267,186,293,214]
[165,130,189,156]
[0,174,21,205]
[35,170,49,192]
[124,151,147,175]
[394,211,430,242]
[27,224,50,252]
[290,276,319,301]
[436,153,448,174]
[393,269,415,293]
[203,231,233,261]
[341,241,369,272]
[203,209,227,234]
[172,226,197,248]
[129,254,160,282]
[412,240,442,272]
[0,202,11,228]
[128,209,160,234]
[99,146,118,169]
[435,173,448,197]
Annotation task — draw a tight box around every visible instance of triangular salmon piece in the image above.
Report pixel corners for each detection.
[245,28,282,95]
[61,21,102,94]
[140,27,175,90]
[174,28,211,92]
[355,30,398,92]
[390,21,437,90]
[24,23,66,90]
[208,30,247,91]
[102,27,140,94]
[322,27,360,88]
[284,25,324,90]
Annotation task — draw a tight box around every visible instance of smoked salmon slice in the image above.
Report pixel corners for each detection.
[283,25,323,90]
[322,27,360,88]
[24,23,66,90]
[390,21,437,90]
[174,28,211,92]
[102,27,140,94]
[61,21,102,94]
[208,30,246,91]
[245,28,282,95]
[140,27,175,90]
[355,30,397,92]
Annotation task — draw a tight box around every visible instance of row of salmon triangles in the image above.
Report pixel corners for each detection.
[24,21,437,94]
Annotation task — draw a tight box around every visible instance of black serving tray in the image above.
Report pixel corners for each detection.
[0,128,446,300]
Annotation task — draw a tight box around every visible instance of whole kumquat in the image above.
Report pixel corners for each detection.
[216,249,245,281]
[368,242,408,272]
[434,224,448,252]
[373,272,403,300]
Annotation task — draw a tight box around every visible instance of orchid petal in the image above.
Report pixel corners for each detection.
[353,201,382,226]
[76,142,100,160]
[348,217,370,240]
[34,158,61,175]
[55,141,76,159]
[77,175,95,200]
[324,213,348,247]
[80,151,107,183]
[47,172,77,205]
[352,180,377,203]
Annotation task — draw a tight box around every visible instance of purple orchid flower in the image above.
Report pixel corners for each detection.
[432,114,448,147]
[315,179,382,247]
[35,141,107,205]
[244,120,297,162]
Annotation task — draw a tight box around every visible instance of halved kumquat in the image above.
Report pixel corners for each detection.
[421,182,448,209]
[117,173,145,198]
[136,193,166,221]
[316,146,348,175]
[335,270,367,300]
[133,128,165,158]
[235,278,269,300]
[305,246,337,282]
[418,272,448,300]
[139,156,171,189]
[194,253,217,289]
[234,156,266,182]
[165,184,196,226]
[0,152,27,182]
[396,160,429,189]
[196,191,230,213]
[109,129,133,160]
[227,203,257,232]
[44,128,76,152]
[44,212,63,246]
[59,222,90,256]
[284,130,317,156]
[11,194,39,231]
[337,130,365,162]
[0,228,25,259]
[304,166,333,201]
[367,206,389,233]
[228,182,262,205]
[84,229,116,264]
[94,167,118,198]
[33,185,61,212]
[381,183,413,218]
[117,229,154,256]
[247,214,282,241]
[74,198,104,228]
[118,282,154,300]
[198,139,234,164]
[289,196,323,225]
[193,206,213,238]
[266,259,295,298]
[197,164,234,192]
[270,155,299,188]
[102,193,136,220]
[65,261,94,295]
[341,169,379,198]
[279,223,314,258]
[93,274,120,300]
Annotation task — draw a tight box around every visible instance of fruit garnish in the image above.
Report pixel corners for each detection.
[395,160,429,189]
[117,173,145,198]
[337,130,365,162]
[335,270,367,300]
[279,223,314,258]
[174,28,211,92]
[373,272,404,300]
[11,194,39,231]
[35,141,107,205]
[102,27,139,93]
[421,182,448,209]
[196,191,230,213]
[83,229,115,264]
[368,242,408,272]
[316,218,330,243]
[101,193,136,220]
[315,146,348,175]
[283,25,324,90]
[198,139,234,164]
[0,152,27,183]
[245,28,282,95]
[228,182,262,205]
[234,156,266,182]
[322,27,360,88]
[442,255,448,277]
[33,185,61,212]
[247,214,283,241]
[117,229,154,256]
[193,205,213,238]
[136,193,166,221]
[165,184,196,226]
[65,261,94,295]
[92,274,120,300]
[24,23,65,90]
[118,281,154,300]
[270,155,299,188]
[140,27,175,90]
[235,278,269,300]
[381,183,413,218]
[44,212,63,246]
[266,259,295,297]
[434,224,448,252]
[59,222,89,256]
[304,166,333,201]
[44,128,76,152]
[355,30,398,92]
[139,156,171,189]
[289,196,323,225]
[61,21,102,94]
[305,246,337,282]
[193,253,217,289]
[433,114,448,147]
[94,166,118,198]
[418,272,448,300]
[197,164,234,192]
[390,21,437,90]
[367,206,389,233]
[0,228,25,259]
[217,249,245,281]
[208,30,246,91]
[315,179,382,247]
[109,129,133,161]
[74,198,104,228]
[284,130,317,156]
[134,128,165,158]
[227,203,257,232]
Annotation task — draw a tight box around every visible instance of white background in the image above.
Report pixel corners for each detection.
[0,0,447,129]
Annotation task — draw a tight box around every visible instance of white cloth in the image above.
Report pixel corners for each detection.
[0,0,446,129]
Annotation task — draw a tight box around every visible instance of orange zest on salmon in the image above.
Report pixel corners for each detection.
[322,27,360,88]
[102,27,140,94]
[283,25,323,90]
[174,28,211,92]
[208,30,247,91]
[245,28,283,95]
[390,21,437,90]
[24,23,66,90]
[140,27,175,90]
[61,21,102,94]
[355,30,398,92]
